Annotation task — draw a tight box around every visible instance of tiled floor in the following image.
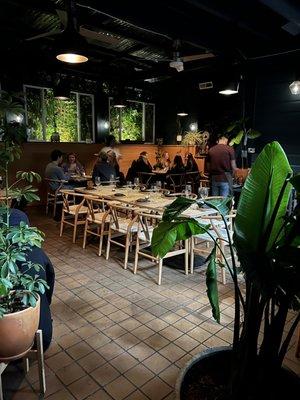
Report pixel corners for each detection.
[2,209,300,399]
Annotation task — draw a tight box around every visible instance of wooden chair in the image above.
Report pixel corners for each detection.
[190,199,236,284]
[185,171,200,193]
[134,210,189,285]
[296,327,300,358]
[167,173,185,193]
[59,191,88,243]
[44,178,67,217]
[137,172,156,188]
[82,196,111,256]
[0,330,45,400]
[106,202,139,269]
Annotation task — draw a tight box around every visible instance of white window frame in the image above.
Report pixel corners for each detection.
[108,97,155,143]
[24,84,95,143]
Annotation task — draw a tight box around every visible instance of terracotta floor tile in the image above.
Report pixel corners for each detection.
[109,352,139,373]
[144,333,170,351]
[131,325,155,340]
[90,363,120,386]
[159,343,186,363]
[105,375,136,400]
[46,388,76,400]
[77,351,106,373]
[104,325,127,340]
[56,362,86,385]
[66,342,93,360]
[86,389,114,399]
[159,326,183,341]
[98,341,124,361]
[124,364,154,387]
[46,352,74,372]
[140,377,172,400]
[174,335,199,352]
[67,375,99,400]
[56,333,82,349]
[142,352,171,374]
[114,332,141,350]
[85,332,112,349]
[124,389,149,400]
[159,364,180,387]
[127,343,155,362]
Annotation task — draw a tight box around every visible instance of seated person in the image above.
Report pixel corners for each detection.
[107,150,125,184]
[169,155,185,174]
[45,149,72,190]
[92,151,117,183]
[135,151,153,174]
[185,153,199,172]
[3,209,54,352]
[62,153,85,175]
[161,151,171,171]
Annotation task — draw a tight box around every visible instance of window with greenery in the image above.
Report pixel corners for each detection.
[24,85,94,142]
[109,98,155,143]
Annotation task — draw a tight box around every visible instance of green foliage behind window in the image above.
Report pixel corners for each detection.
[24,85,94,142]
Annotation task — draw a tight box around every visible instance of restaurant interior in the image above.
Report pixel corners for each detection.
[0,1,299,399]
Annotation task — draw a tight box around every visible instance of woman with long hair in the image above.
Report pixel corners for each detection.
[62,153,85,175]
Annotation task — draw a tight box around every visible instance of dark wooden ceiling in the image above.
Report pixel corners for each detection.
[0,0,299,83]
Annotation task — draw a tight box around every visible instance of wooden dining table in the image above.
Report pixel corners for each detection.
[74,186,217,217]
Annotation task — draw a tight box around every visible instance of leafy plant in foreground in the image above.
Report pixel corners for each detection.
[151,141,300,399]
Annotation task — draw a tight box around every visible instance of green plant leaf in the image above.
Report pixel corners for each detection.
[203,197,232,216]
[206,245,220,323]
[229,130,244,146]
[234,141,292,254]
[163,197,196,222]
[248,129,261,139]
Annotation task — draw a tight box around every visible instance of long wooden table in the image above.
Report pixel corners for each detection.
[74,186,216,218]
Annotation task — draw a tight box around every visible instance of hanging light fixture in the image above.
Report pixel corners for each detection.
[56,0,88,64]
[289,80,300,95]
[177,111,188,116]
[113,94,126,108]
[54,80,70,100]
[219,80,239,95]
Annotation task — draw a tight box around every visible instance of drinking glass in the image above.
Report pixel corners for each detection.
[156,181,162,191]
[184,184,192,197]
[134,177,139,188]
[198,186,209,199]
[126,181,132,188]
[95,177,101,188]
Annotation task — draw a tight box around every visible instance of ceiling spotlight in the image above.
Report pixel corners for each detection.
[219,80,239,95]
[289,80,300,95]
[177,112,188,117]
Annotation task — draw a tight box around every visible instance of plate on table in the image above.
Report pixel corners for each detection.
[136,198,150,203]
[114,193,126,197]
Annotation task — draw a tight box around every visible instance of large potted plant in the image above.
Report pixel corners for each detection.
[0,91,48,360]
[151,141,300,399]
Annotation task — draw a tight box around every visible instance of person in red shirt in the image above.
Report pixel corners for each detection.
[206,135,237,197]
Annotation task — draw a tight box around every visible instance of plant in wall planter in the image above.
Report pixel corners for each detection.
[226,117,261,169]
[0,91,48,361]
[151,141,300,399]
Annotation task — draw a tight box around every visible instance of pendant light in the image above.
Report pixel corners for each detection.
[219,80,239,95]
[56,0,88,64]
[54,79,70,100]
[177,111,188,116]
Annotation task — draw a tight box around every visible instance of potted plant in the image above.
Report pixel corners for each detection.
[181,131,210,156]
[226,117,261,169]
[0,91,48,360]
[151,141,300,399]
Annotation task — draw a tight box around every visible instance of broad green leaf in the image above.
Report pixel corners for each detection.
[229,130,244,146]
[163,197,195,222]
[204,197,232,216]
[206,245,220,323]
[248,129,261,139]
[234,141,292,254]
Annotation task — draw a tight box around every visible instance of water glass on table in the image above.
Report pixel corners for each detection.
[198,186,209,199]
[184,184,192,198]
[134,177,140,189]
[156,181,162,191]
[95,177,101,188]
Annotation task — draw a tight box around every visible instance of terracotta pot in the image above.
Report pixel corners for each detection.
[0,296,40,361]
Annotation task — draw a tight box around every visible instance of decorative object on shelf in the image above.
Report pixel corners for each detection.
[152,141,300,400]
[153,138,164,169]
[50,131,61,142]
[181,130,210,155]
[176,134,182,144]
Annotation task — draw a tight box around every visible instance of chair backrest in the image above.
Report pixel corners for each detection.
[61,190,84,213]
[84,195,109,222]
[137,172,156,186]
[168,173,185,191]
[108,202,138,231]
[136,210,162,243]
[44,178,64,194]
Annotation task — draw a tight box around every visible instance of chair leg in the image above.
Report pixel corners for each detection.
[184,239,189,275]
[124,233,130,270]
[73,216,78,243]
[106,227,111,260]
[59,212,64,237]
[0,363,7,400]
[36,330,46,395]
[190,237,194,274]
[46,196,49,215]
[83,219,88,249]
[158,259,163,285]
[99,224,104,257]
[53,198,57,218]
[133,237,139,274]
[296,328,300,358]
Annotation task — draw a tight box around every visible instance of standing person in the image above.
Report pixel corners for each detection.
[101,135,122,162]
[206,135,237,197]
